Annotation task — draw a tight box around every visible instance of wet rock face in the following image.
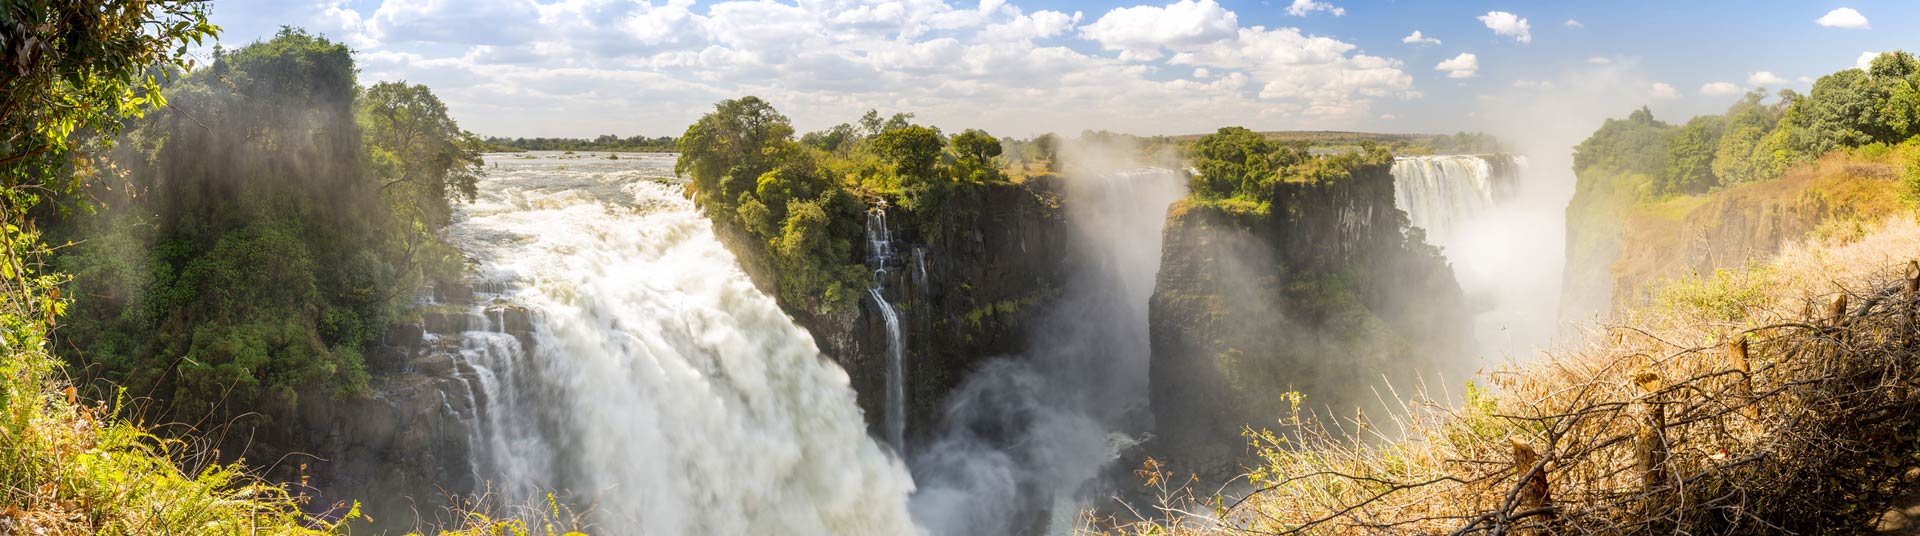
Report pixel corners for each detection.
[269,286,548,532]
[1147,167,1471,481]
[712,179,1072,447]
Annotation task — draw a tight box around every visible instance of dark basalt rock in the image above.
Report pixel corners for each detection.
[709,179,1073,448]
[1146,164,1471,482]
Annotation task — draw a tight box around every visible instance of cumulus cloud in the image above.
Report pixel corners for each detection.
[1649,82,1678,99]
[1587,57,1613,65]
[1402,30,1440,46]
[1816,7,1869,29]
[1699,82,1742,96]
[1478,11,1531,43]
[1285,0,1344,17]
[1564,19,1583,29]
[1746,71,1786,87]
[1079,0,1237,61]
[222,0,1431,136]
[1436,53,1478,78]
[1858,51,1880,71]
[1512,79,1553,89]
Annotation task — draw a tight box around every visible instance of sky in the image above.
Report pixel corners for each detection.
[205,0,1920,139]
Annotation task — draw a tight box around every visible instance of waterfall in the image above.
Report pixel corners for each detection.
[1390,154,1515,246]
[447,153,920,535]
[866,205,907,453]
[871,287,906,452]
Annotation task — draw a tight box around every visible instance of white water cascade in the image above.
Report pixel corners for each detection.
[1390,154,1513,246]
[866,206,908,453]
[446,152,920,534]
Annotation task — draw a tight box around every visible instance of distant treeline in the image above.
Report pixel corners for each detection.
[483,134,677,152]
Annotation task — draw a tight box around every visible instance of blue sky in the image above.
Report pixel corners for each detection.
[206,1,1918,139]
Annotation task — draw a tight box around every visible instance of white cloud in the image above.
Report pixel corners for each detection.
[1564,19,1583,29]
[1379,113,1396,120]
[1700,82,1742,96]
[1587,56,1613,65]
[1816,7,1869,29]
[1512,79,1553,89]
[1402,30,1440,46]
[1478,11,1531,43]
[1285,0,1344,17]
[1079,0,1238,61]
[1857,51,1880,71]
[1746,71,1786,87]
[1649,82,1678,99]
[213,0,1430,136]
[1436,53,1478,78]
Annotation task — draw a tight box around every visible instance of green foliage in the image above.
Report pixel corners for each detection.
[1575,106,1676,178]
[1185,127,1391,213]
[1712,90,1791,186]
[675,96,796,218]
[1652,267,1772,323]
[51,29,479,425]
[1659,115,1726,195]
[362,81,485,226]
[948,129,1004,184]
[0,0,216,214]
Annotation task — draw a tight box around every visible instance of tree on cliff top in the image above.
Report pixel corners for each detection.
[677,96,797,217]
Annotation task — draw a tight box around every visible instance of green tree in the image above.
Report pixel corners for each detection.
[871,125,945,185]
[1189,126,1301,200]
[1660,115,1726,195]
[949,129,1004,183]
[1,0,215,211]
[1712,90,1789,186]
[1574,106,1675,178]
[361,81,484,226]
[676,96,797,218]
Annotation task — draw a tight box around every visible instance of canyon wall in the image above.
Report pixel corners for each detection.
[1147,159,1471,479]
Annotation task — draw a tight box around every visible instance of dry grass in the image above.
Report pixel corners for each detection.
[1094,217,1920,535]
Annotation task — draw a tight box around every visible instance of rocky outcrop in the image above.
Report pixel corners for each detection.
[712,179,1071,447]
[1562,157,1902,321]
[1147,163,1470,479]
[254,282,536,532]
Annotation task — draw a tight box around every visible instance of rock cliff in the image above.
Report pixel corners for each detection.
[1147,160,1470,478]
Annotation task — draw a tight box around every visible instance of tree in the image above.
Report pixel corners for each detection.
[1574,106,1675,178]
[1,0,216,211]
[949,129,1004,183]
[361,81,485,226]
[676,96,797,217]
[1189,127,1288,200]
[1035,133,1060,171]
[871,125,944,185]
[1712,90,1788,186]
[1660,115,1725,195]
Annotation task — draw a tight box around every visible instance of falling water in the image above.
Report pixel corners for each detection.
[871,287,907,452]
[1390,154,1513,246]
[447,152,919,534]
[866,206,908,453]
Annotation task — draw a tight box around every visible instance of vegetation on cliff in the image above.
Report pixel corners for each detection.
[1108,216,1920,535]
[46,29,480,432]
[676,97,1027,316]
[0,5,549,532]
[1148,126,1466,480]
[1563,51,1920,320]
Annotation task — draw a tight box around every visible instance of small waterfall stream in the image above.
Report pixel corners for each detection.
[866,204,907,453]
